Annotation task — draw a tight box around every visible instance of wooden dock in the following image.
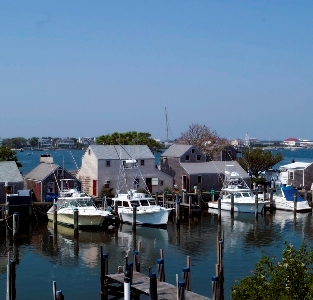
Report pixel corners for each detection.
[104,271,211,300]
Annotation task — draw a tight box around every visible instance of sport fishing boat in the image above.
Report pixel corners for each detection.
[112,153,172,226]
[47,179,112,227]
[208,165,270,213]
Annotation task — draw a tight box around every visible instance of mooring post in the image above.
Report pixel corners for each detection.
[56,290,64,300]
[128,262,133,285]
[187,256,191,290]
[230,194,234,216]
[155,192,159,205]
[8,259,16,300]
[254,194,258,219]
[100,246,108,294]
[13,212,19,241]
[217,197,221,221]
[157,249,165,282]
[188,196,192,217]
[163,191,166,207]
[197,194,201,207]
[182,267,190,291]
[304,189,308,201]
[134,250,140,272]
[73,208,79,238]
[175,196,181,228]
[293,193,297,213]
[149,273,158,300]
[178,281,185,300]
[124,272,131,300]
[132,204,137,233]
[123,256,128,274]
[53,204,57,232]
[212,276,219,300]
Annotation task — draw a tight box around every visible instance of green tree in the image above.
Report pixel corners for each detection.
[0,146,22,168]
[96,132,162,153]
[29,137,39,147]
[237,147,283,178]
[231,242,313,300]
[177,123,229,159]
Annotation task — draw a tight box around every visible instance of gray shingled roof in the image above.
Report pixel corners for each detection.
[161,144,193,158]
[0,161,23,182]
[180,161,249,177]
[24,163,59,181]
[89,145,155,160]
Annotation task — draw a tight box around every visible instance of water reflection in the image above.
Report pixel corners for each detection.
[0,210,312,299]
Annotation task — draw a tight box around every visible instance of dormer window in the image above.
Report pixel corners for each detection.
[192,148,195,153]
[185,155,190,161]
[197,155,201,161]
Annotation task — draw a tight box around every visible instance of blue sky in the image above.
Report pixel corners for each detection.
[1,1,312,141]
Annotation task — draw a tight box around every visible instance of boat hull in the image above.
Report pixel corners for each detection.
[119,208,172,226]
[208,201,268,213]
[271,198,312,212]
[47,207,106,227]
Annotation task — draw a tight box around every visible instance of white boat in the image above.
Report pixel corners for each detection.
[112,154,172,226]
[47,180,112,227]
[269,185,312,212]
[208,165,270,213]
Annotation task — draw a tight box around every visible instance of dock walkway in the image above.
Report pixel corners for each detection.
[105,271,211,300]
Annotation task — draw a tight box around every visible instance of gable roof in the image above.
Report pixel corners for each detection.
[89,145,155,160]
[161,144,195,158]
[24,163,59,181]
[279,162,312,171]
[0,161,23,182]
[180,161,249,177]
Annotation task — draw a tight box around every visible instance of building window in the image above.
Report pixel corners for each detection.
[57,169,63,177]
[152,178,159,186]
[192,148,195,153]
[289,171,294,180]
[140,160,145,166]
[198,175,202,183]
[185,155,190,161]
[160,180,164,186]
[106,160,110,167]
[197,155,201,161]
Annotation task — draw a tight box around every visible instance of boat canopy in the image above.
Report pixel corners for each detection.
[281,186,305,202]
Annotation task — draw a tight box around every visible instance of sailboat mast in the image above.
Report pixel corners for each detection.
[165,107,169,144]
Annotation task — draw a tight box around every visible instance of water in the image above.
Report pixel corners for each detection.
[1,148,312,299]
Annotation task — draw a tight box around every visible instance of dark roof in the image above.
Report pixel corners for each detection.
[180,161,249,177]
[161,144,194,158]
[24,163,59,181]
[89,145,155,160]
[0,161,23,182]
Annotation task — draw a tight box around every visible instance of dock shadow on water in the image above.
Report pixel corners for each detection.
[1,210,313,299]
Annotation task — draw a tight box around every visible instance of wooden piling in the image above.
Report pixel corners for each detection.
[211,276,219,300]
[163,191,166,207]
[197,194,201,207]
[254,194,258,219]
[178,281,185,300]
[73,208,79,238]
[56,290,64,300]
[175,197,181,228]
[53,205,57,232]
[132,204,137,233]
[100,246,108,295]
[13,212,19,241]
[230,194,234,216]
[149,273,158,300]
[188,196,192,217]
[157,249,165,282]
[293,193,297,213]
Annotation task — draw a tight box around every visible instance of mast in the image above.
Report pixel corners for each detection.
[165,107,169,145]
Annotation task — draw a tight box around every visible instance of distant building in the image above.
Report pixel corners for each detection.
[56,138,75,149]
[78,137,95,147]
[38,138,53,149]
[283,138,300,147]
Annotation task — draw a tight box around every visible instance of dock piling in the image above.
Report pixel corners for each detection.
[293,194,297,213]
[149,273,158,300]
[73,208,79,238]
[13,212,19,241]
[178,281,185,300]
[230,194,234,216]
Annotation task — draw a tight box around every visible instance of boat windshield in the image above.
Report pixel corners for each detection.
[139,199,150,206]
[130,200,141,207]
[242,192,254,198]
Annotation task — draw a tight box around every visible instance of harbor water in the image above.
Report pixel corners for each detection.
[0,148,312,299]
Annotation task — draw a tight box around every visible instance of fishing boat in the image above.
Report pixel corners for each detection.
[268,185,311,212]
[47,179,112,227]
[208,165,270,213]
[112,152,172,226]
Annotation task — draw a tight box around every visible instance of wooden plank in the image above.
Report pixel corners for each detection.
[106,271,210,300]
